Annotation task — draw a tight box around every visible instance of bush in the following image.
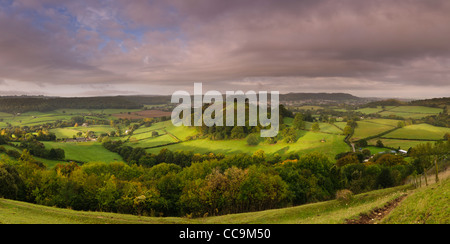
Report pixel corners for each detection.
[336,189,353,204]
[0,164,23,199]
[376,168,395,188]
[246,134,260,146]
[376,140,384,148]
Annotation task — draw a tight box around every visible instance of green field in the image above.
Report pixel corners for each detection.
[0,104,447,166]
[352,120,397,140]
[129,134,178,148]
[304,122,343,134]
[50,125,114,139]
[382,124,450,140]
[355,106,385,114]
[388,106,443,114]
[378,106,443,119]
[146,131,349,160]
[347,105,443,119]
[368,138,427,150]
[381,178,450,224]
[125,120,197,148]
[0,109,145,128]
[42,141,123,163]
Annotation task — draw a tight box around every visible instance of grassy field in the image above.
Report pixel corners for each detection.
[352,120,397,140]
[0,184,412,224]
[146,131,349,160]
[50,125,114,139]
[42,141,123,163]
[0,145,64,168]
[304,122,343,134]
[368,138,426,150]
[381,178,450,224]
[355,106,385,114]
[0,109,146,127]
[382,124,450,140]
[125,120,197,148]
[1,105,446,166]
[388,106,443,114]
[378,106,443,119]
[344,105,443,119]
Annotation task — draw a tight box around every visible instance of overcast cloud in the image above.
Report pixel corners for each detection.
[0,0,449,98]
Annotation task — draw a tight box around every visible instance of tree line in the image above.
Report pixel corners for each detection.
[0,96,142,113]
[3,138,446,218]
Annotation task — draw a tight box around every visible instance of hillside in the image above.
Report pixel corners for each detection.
[280,93,362,102]
[0,184,411,224]
[381,177,450,224]
[2,177,449,224]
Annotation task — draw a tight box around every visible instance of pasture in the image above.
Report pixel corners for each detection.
[378,106,443,119]
[352,119,397,140]
[368,138,426,150]
[125,120,197,149]
[382,123,450,140]
[145,131,349,160]
[42,141,123,163]
[304,122,343,134]
[0,103,447,166]
[50,125,114,139]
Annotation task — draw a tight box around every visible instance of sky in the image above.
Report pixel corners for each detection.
[0,0,449,98]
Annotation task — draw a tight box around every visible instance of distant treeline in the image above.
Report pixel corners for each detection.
[410,97,450,108]
[0,93,366,114]
[364,97,450,108]
[280,92,361,101]
[363,99,407,108]
[1,144,432,217]
[0,96,143,113]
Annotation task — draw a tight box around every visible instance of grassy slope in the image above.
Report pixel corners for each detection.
[146,131,349,159]
[368,138,426,150]
[4,180,447,224]
[383,124,450,140]
[352,120,396,140]
[42,141,123,163]
[381,178,450,224]
[0,184,411,224]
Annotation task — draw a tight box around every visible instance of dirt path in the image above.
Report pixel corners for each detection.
[345,194,408,224]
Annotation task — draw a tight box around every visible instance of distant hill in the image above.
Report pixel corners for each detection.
[364,99,407,108]
[410,97,450,108]
[0,96,143,113]
[279,92,361,102]
[121,93,363,104]
[0,93,364,113]
[363,97,450,109]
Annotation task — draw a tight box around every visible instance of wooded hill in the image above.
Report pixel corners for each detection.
[0,96,143,113]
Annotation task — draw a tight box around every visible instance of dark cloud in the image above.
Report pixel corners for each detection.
[0,0,449,97]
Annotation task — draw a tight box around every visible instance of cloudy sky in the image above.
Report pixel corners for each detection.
[0,0,449,98]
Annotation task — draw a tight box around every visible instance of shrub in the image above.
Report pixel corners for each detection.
[336,189,353,204]
[246,134,260,146]
[376,168,395,188]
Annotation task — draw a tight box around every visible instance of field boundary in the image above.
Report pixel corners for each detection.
[379,137,444,141]
[345,194,408,224]
[360,127,399,141]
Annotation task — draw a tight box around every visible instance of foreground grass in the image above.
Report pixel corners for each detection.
[381,178,450,224]
[0,184,411,224]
